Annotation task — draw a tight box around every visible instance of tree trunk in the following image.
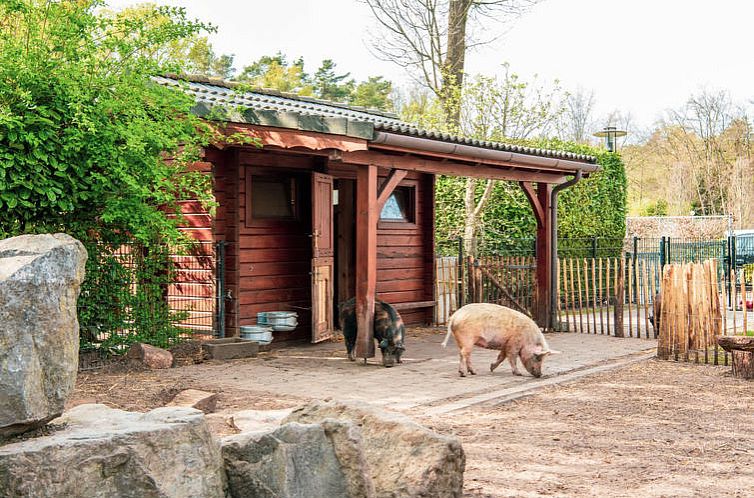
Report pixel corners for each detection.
[443,0,471,126]
[463,178,495,255]
[463,178,478,255]
[731,351,754,379]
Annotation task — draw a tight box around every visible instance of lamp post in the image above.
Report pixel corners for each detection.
[593,126,627,152]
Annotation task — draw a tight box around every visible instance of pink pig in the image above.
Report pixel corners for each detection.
[442,303,559,378]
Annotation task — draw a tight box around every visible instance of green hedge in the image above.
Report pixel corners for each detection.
[436,139,627,247]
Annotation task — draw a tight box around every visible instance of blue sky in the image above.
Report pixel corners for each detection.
[109,0,754,131]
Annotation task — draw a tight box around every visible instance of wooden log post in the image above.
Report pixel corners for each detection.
[355,164,378,360]
[718,336,754,379]
[614,257,625,337]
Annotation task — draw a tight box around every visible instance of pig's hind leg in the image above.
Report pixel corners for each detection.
[458,346,477,377]
[490,349,507,373]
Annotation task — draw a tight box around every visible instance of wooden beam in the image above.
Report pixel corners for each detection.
[355,164,378,359]
[376,169,408,212]
[519,181,545,227]
[335,150,567,184]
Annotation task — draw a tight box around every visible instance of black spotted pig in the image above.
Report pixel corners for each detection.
[338,298,406,367]
[442,303,558,378]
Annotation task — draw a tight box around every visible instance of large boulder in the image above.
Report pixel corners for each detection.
[285,400,466,498]
[0,404,227,497]
[0,233,87,439]
[222,421,359,498]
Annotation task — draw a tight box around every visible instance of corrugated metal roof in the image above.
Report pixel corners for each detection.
[156,75,596,163]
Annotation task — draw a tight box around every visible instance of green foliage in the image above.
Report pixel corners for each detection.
[238,53,394,111]
[238,52,313,94]
[640,199,669,216]
[351,76,393,111]
[312,59,353,102]
[435,140,628,246]
[0,0,221,350]
[0,0,215,242]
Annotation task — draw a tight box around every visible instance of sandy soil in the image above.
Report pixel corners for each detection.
[69,352,754,497]
[421,360,754,498]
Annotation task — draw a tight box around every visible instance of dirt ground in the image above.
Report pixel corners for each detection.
[70,341,754,497]
[421,360,754,498]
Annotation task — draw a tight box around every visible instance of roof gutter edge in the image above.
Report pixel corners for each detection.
[371,131,600,173]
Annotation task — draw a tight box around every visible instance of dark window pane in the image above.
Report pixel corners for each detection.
[380,188,410,221]
[252,176,295,219]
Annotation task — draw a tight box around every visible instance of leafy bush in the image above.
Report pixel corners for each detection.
[0,1,217,350]
[436,140,627,249]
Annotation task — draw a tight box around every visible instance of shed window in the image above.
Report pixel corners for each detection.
[380,186,414,222]
[250,175,298,219]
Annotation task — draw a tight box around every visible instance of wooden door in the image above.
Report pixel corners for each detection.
[311,172,334,343]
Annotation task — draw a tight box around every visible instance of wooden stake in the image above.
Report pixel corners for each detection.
[592,258,598,334]
[569,259,578,333]
[637,259,644,338]
[576,258,584,333]
[627,258,634,337]
[741,269,748,334]
[562,258,570,332]
[642,260,651,339]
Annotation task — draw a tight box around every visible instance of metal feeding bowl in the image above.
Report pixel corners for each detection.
[239,325,273,344]
[258,311,298,332]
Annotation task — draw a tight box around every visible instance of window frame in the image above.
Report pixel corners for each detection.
[378,181,418,230]
[245,169,306,228]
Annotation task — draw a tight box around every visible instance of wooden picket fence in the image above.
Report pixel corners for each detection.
[435,255,536,325]
[436,254,754,365]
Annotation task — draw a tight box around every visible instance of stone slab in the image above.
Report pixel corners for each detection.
[167,389,218,413]
[203,340,259,360]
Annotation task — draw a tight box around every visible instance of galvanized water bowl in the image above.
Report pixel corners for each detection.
[239,325,273,344]
[258,311,298,332]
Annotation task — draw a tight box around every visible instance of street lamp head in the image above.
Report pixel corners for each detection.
[593,126,627,152]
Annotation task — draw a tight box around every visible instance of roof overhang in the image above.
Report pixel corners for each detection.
[213,123,598,184]
[371,132,599,175]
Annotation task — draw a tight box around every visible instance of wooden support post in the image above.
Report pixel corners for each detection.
[355,164,378,359]
[520,182,553,329]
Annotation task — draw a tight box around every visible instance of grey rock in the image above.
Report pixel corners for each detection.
[0,404,227,498]
[285,400,466,498]
[320,419,375,498]
[0,233,87,439]
[222,422,353,498]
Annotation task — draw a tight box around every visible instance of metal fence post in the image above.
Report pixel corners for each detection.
[591,236,598,259]
[632,236,639,303]
[660,236,666,269]
[730,235,736,309]
[215,240,226,338]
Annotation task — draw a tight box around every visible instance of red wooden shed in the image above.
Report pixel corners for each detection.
[158,75,598,360]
